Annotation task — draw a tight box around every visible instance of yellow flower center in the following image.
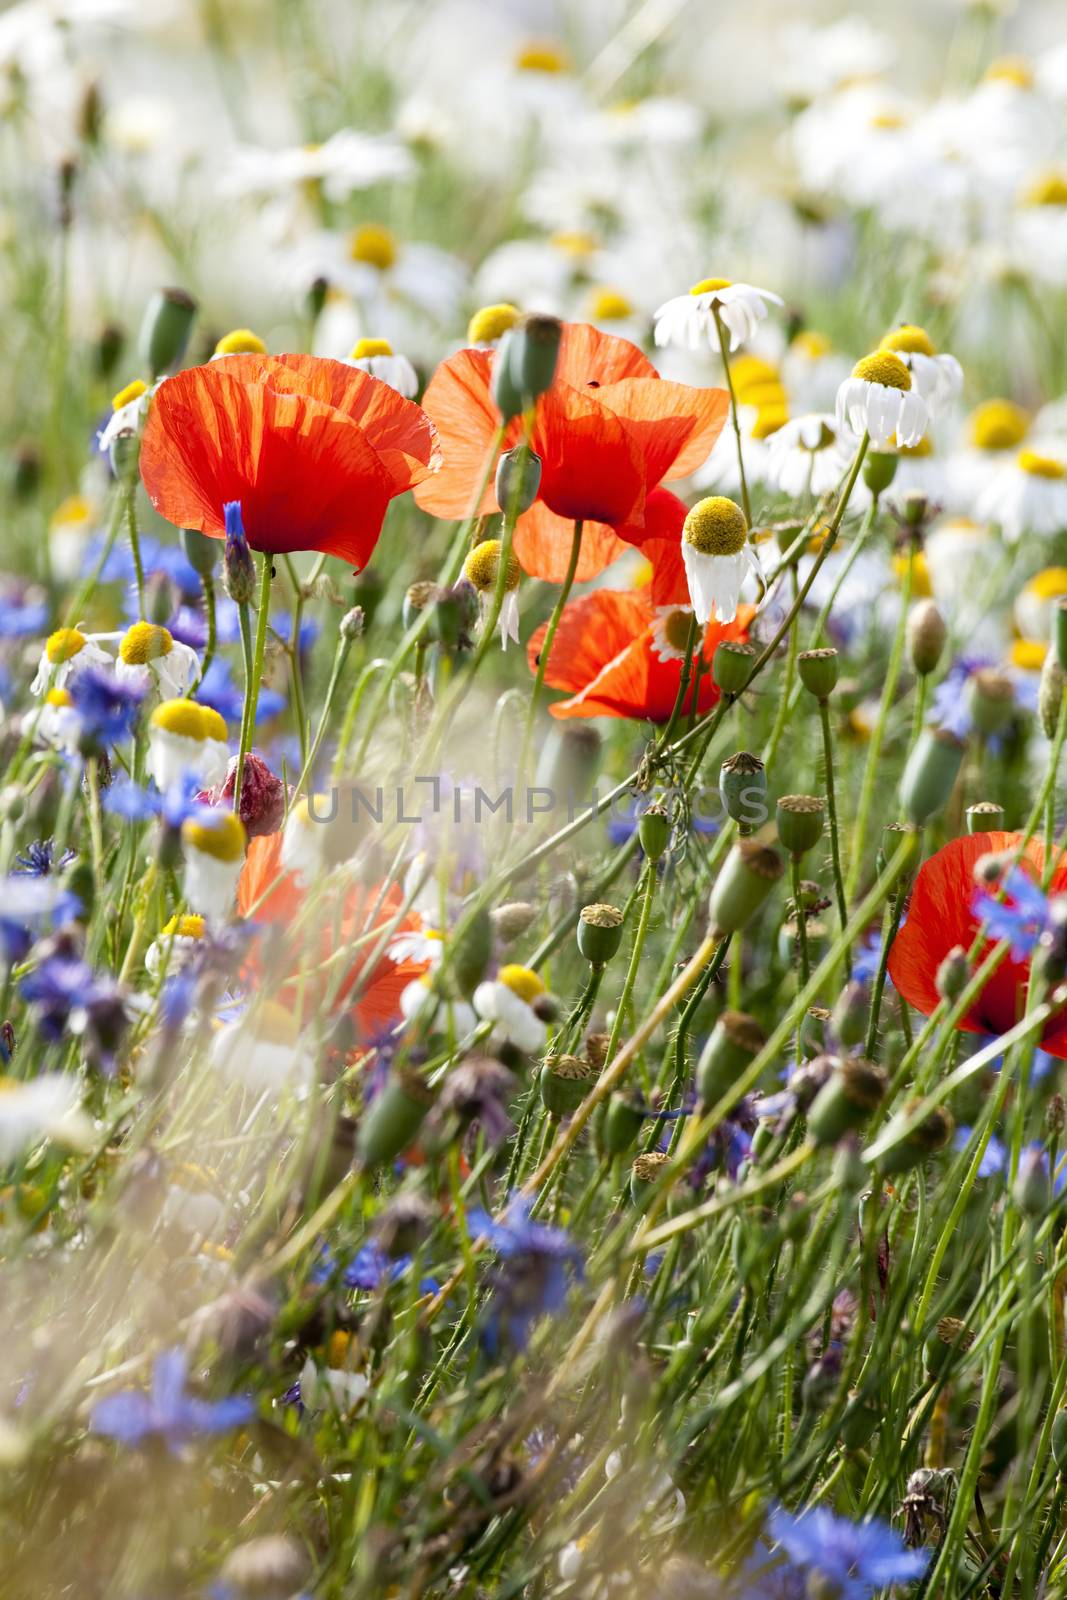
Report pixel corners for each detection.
[464,538,520,594]
[182,811,246,864]
[120,621,173,665]
[893,550,932,597]
[215,328,267,356]
[160,913,206,939]
[896,435,933,458]
[985,56,1033,89]
[46,687,72,708]
[881,324,936,357]
[498,964,545,1004]
[690,277,732,295]
[45,627,86,665]
[969,398,1029,451]
[1024,171,1067,207]
[349,337,394,359]
[851,351,911,391]
[790,330,832,359]
[869,111,906,130]
[683,496,748,557]
[1019,449,1066,480]
[662,607,695,652]
[588,285,633,321]
[467,303,520,344]
[349,223,397,271]
[751,404,789,440]
[111,378,147,411]
[1024,566,1067,601]
[1010,638,1048,671]
[151,699,227,742]
[550,230,597,259]
[515,41,569,74]
[50,495,92,529]
[730,354,781,402]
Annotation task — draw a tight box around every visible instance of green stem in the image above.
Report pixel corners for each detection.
[234,553,273,809]
[713,306,751,526]
[517,520,583,788]
[818,696,848,936]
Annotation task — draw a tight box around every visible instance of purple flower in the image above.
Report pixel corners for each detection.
[68,667,143,750]
[767,1506,929,1598]
[13,839,75,878]
[103,773,211,830]
[467,1193,583,1351]
[930,653,995,741]
[90,1348,255,1452]
[974,867,1054,962]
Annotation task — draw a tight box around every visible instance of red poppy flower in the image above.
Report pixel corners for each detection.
[414,323,729,583]
[237,830,428,1037]
[139,353,441,567]
[887,831,1067,1057]
[528,589,755,721]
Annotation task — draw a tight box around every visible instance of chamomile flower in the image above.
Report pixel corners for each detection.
[950,398,1031,508]
[765,414,849,498]
[681,496,761,626]
[650,604,697,664]
[835,350,927,449]
[212,328,268,358]
[344,337,418,399]
[1014,567,1067,647]
[473,965,549,1055]
[0,1073,93,1160]
[30,626,112,696]
[115,621,198,701]
[148,700,229,792]
[399,975,477,1038]
[32,687,81,754]
[880,324,963,413]
[48,494,100,583]
[466,303,522,346]
[389,926,444,967]
[181,810,247,923]
[463,538,521,651]
[145,913,206,979]
[653,276,784,353]
[97,378,150,456]
[975,446,1067,541]
[211,1001,313,1093]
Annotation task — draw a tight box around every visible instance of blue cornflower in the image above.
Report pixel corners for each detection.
[197,657,286,725]
[850,927,892,990]
[13,839,75,877]
[0,877,80,964]
[767,1506,929,1598]
[0,588,49,639]
[467,1193,583,1351]
[166,604,208,650]
[954,1126,1008,1177]
[20,946,119,1049]
[90,1348,255,1452]
[930,653,995,741]
[68,667,143,750]
[974,866,1052,962]
[103,773,212,830]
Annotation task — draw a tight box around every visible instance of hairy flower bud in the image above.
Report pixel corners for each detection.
[807,1057,886,1146]
[708,839,785,937]
[356,1069,434,1169]
[965,667,1015,737]
[139,285,198,377]
[1039,651,1066,740]
[697,1009,765,1109]
[719,751,766,829]
[906,599,947,677]
[899,728,965,825]
[495,445,543,515]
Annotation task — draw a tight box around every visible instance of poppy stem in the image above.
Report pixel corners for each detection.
[818,696,849,938]
[234,553,273,810]
[124,485,146,616]
[657,612,700,752]
[192,573,217,694]
[712,305,752,527]
[517,518,583,790]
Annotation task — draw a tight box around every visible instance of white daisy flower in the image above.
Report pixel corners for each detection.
[765,414,850,498]
[399,977,477,1038]
[147,700,229,792]
[114,621,198,701]
[96,378,151,455]
[180,810,246,924]
[948,398,1031,512]
[389,926,445,967]
[681,497,761,626]
[48,495,101,585]
[144,913,206,979]
[880,325,963,414]
[211,1002,313,1093]
[974,445,1067,542]
[463,538,521,652]
[280,797,324,885]
[654,276,783,354]
[344,337,419,399]
[32,687,82,754]
[650,605,698,664]
[30,625,112,696]
[835,351,927,449]
[219,129,414,203]
[0,1074,93,1161]
[297,1353,371,1415]
[472,965,548,1056]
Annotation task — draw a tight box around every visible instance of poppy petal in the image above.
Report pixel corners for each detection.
[593,377,730,484]
[412,348,508,520]
[513,500,629,584]
[533,382,646,527]
[555,322,659,388]
[616,487,689,606]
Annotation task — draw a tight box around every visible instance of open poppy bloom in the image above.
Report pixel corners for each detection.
[529,589,755,721]
[888,831,1067,1058]
[237,829,429,1038]
[139,353,441,568]
[414,323,729,583]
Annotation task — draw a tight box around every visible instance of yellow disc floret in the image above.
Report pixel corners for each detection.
[969,398,1029,451]
[790,330,832,360]
[881,324,936,357]
[498,964,545,1004]
[151,699,225,742]
[551,231,597,259]
[588,286,633,322]
[662,607,695,653]
[45,687,72,708]
[1019,449,1067,480]
[985,56,1033,89]
[1024,171,1067,207]
[1010,638,1047,672]
[160,913,206,940]
[120,621,174,665]
[851,351,912,390]
[45,627,86,665]
[50,495,92,529]
[215,329,267,356]
[349,337,394,359]
[1023,567,1067,602]
[683,496,748,557]
[515,41,569,73]
[464,538,520,594]
[349,223,397,271]
[690,277,732,296]
[751,404,789,440]
[182,810,246,864]
[111,378,147,411]
[730,355,780,402]
[467,303,520,344]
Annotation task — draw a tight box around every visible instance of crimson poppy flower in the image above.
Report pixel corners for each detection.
[237,830,428,1036]
[528,589,755,721]
[887,831,1067,1057]
[414,323,729,583]
[139,353,441,568]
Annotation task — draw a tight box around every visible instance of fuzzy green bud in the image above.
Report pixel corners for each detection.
[540,1054,597,1118]
[490,313,562,419]
[965,667,1015,737]
[495,445,543,515]
[598,1093,644,1156]
[862,449,898,497]
[1013,1146,1051,1217]
[711,639,756,696]
[1039,651,1066,740]
[638,802,671,862]
[1055,598,1067,676]
[807,1056,886,1146]
[696,1009,766,1109]
[935,944,971,1001]
[181,527,219,577]
[874,1099,955,1174]
[832,981,869,1050]
[139,286,198,377]
[719,751,766,829]
[776,794,825,857]
[899,728,965,825]
[356,1069,433,1169]
[452,906,493,997]
[491,901,538,942]
[906,599,947,677]
[577,902,625,965]
[797,647,839,700]
[708,839,786,938]
[877,821,921,888]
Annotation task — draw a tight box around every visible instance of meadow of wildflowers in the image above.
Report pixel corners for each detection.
[8,0,1067,1595]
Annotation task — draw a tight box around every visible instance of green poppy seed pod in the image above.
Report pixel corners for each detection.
[899,728,965,825]
[1052,1409,1067,1474]
[109,431,140,482]
[181,527,219,578]
[1055,598,1067,676]
[495,445,543,515]
[965,667,1015,737]
[540,1053,597,1118]
[630,1151,671,1210]
[862,449,898,497]
[832,981,869,1050]
[356,1069,434,1169]
[777,794,825,857]
[638,802,671,862]
[1039,651,1066,740]
[696,1009,766,1108]
[534,723,601,801]
[452,906,493,997]
[139,286,197,377]
[577,902,625,965]
[95,321,125,379]
[797,647,839,700]
[1013,1146,1051,1217]
[305,275,329,322]
[509,312,562,404]
[489,327,525,421]
[806,1056,886,1146]
[924,1316,975,1379]
[839,1391,880,1451]
[935,944,970,1001]
[708,838,786,938]
[875,1099,955,1174]
[877,821,921,889]
[402,579,438,631]
[490,901,539,942]
[712,639,756,696]
[719,751,766,828]
[906,599,947,677]
[598,1093,645,1156]
[966,800,1005,834]
[797,1008,833,1061]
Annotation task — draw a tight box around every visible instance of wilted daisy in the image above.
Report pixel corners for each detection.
[115,621,198,701]
[473,965,549,1055]
[651,604,697,664]
[463,538,521,650]
[30,626,112,696]
[836,350,927,448]
[681,496,761,625]
[148,700,229,792]
[181,810,247,923]
[0,1074,93,1160]
[211,1001,313,1093]
[975,446,1067,541]
[96,378,150,458]
[344,337,419,399]
[145,913,206,979]
[653,277,784,353]
[880,324,963,413]
[765,413,849,498]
